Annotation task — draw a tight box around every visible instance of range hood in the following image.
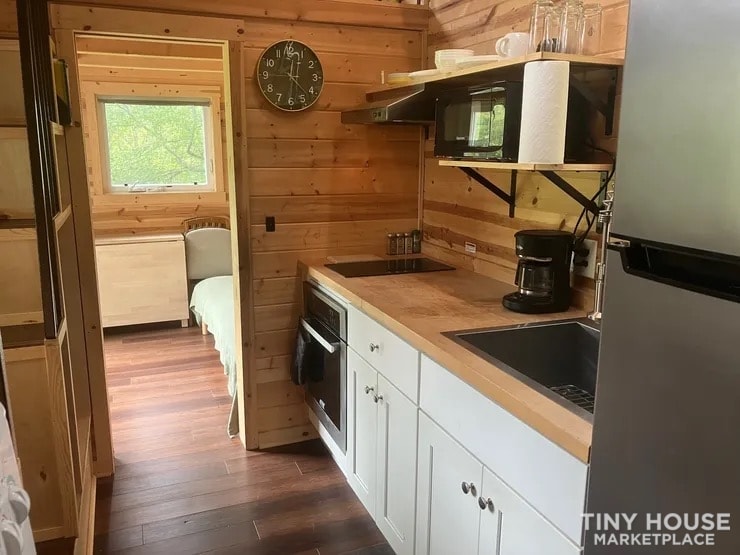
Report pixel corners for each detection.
[341,84,435,125]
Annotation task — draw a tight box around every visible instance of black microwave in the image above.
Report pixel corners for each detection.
[434,82,590,162]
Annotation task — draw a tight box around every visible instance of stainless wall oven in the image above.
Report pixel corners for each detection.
[300,282,347,452]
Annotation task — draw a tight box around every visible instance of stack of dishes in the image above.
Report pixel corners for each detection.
[454,54,501,69]
[434,49,474,70]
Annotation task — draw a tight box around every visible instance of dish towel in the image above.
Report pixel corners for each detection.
[291,325,324,385]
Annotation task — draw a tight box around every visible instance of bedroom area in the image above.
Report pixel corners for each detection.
[74,33,245,462]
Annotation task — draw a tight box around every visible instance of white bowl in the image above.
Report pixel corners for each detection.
[434,49,474,70]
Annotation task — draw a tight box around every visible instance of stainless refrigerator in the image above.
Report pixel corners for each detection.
[585,1,740,553]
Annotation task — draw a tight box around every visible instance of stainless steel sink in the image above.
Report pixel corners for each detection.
[444,318,600,420]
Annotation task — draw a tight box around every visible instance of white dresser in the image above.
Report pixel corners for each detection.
[95,233,189,328]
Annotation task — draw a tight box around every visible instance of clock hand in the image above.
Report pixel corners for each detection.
[288,74,308,95]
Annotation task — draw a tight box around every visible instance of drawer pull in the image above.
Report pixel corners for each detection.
[373,394,384,404]
[369,343,380,353]
[478,497,495,512]
[461,481,476,496]
[364,385,375,395]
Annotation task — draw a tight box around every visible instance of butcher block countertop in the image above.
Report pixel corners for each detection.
[304,260,593,463]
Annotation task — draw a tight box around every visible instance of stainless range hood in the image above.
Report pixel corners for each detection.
[341,84,435,125]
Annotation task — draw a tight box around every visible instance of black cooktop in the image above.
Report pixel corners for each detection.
[326,257,455,278]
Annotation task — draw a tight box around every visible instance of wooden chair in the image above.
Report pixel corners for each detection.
[182,216,230,232]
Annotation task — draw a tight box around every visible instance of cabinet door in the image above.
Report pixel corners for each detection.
[376,375,418,555]
[416,413,482,555]
[347,348,378,516]
[478,467,581,555]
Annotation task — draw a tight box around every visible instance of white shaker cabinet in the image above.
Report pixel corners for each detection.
[376,374,418,555]
[478,467,580,555]
[347,348,378,515]
[346,348,418,555]
[416,412,483,555]
[417,413,581,555]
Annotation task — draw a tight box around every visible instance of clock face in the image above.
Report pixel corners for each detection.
[257,40,324,112]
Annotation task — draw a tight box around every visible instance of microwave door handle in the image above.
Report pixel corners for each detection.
[300,318,338,354]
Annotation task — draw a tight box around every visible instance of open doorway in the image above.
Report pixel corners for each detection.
[71,33,244,464]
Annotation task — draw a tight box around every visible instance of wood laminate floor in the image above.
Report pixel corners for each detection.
[89,325,389,555]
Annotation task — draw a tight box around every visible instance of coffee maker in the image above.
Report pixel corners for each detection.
[502,230,573,314]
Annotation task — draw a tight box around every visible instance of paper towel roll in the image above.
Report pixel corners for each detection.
[518,61,570,165]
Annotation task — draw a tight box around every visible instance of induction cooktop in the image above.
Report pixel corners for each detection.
[325,257,455,278]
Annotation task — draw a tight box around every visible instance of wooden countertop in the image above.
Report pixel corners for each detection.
[304,261,593,463]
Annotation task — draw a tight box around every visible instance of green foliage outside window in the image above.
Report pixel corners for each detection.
[103,101,209,189]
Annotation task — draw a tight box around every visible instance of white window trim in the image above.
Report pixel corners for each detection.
[96,95,219,194]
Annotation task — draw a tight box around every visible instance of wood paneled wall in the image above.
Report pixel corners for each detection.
[51,0,425,450]
[76,35,230,236]
[423,0,629,307]
[244,19,422,448]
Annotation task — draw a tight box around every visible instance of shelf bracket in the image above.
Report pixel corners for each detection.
[538,170,600,216]
[569,68,619,136]
[458,167,517,218]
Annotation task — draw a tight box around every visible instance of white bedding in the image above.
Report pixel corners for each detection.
[189,275,237,397]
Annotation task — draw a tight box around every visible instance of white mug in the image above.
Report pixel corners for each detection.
[495,32,530,58]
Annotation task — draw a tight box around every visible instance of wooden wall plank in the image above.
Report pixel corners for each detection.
[254,303,299,333]
[51,0,429,31]
[251,218,418,252]
[253,277,300,307]
[248,167,419,197]
[51,5,247,41]
[251,194,418,224]
[246,139,420,169]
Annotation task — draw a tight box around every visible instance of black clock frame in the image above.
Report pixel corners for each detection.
[257,40,324,112]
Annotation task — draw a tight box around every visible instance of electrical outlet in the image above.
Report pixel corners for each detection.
[573,238,598,279]
[465,242,477,254]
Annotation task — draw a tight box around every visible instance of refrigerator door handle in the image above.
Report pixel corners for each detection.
[607,238,740,304]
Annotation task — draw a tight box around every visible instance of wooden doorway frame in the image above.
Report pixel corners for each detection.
[51,3,258,455]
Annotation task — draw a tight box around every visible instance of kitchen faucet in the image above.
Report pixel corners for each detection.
[589,188,615,323]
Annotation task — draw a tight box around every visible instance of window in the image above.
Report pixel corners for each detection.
[99,98,216,193]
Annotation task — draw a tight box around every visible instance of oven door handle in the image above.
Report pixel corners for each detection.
[300,318,339,354]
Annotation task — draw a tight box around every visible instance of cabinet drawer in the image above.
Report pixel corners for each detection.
[348,304,419,403]
[420,355,587,545]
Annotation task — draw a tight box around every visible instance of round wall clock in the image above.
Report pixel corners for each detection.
[257,40,324,112]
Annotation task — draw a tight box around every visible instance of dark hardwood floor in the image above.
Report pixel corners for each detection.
[90,325,390,554]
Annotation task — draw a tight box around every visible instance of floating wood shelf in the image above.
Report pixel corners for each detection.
[368,52,624,97]
[439,160,613,172]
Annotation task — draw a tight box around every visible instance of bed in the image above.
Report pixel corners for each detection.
[183,217,239,436]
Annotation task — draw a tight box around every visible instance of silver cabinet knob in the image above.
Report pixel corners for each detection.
[373,394,384,403]
[369,343,380,352]
[478,497,495,512]
[461,481,477,496]
[364,385,375,395]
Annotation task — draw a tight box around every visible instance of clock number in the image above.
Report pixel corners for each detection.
[267,84,273,93]
[276,93,282,101]
[308,60,315,69]
[299,94,306,103]
[309,87,315,95]
[312,73,319,82]
[262,71,269,79]
[274,48,281,58]
[288,97,295,106]
[265,59,275,68]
